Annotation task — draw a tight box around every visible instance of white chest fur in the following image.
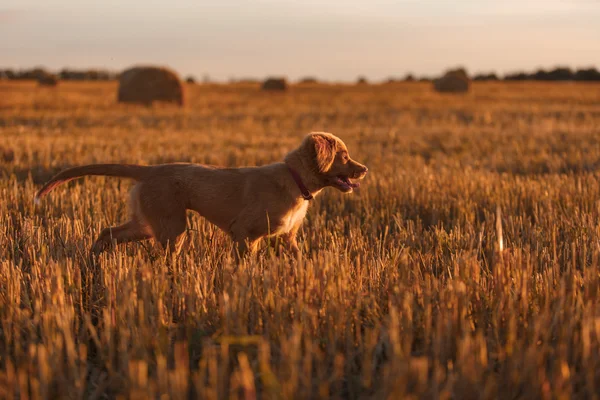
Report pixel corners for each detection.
[271,201,309,236]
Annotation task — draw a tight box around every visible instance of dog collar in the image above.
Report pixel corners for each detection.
[287,166,313,200]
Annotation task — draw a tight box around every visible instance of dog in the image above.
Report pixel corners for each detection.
[35,132,368,260]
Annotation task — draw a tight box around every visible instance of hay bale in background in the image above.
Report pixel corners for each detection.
[185,76,196,84]
[261,77,288,91]
[299,77,318,84]
[433,68,470,93]
[356,76,368,84]
[38,72,58,86]
[118,66,184,106]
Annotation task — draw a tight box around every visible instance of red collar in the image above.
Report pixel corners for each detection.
[287,166,313,200]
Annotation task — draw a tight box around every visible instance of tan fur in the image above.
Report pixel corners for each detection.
[35,132,368,260]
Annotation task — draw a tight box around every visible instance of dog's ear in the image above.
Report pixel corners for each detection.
[311,134,336,173]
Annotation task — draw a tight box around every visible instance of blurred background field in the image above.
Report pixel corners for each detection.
[1,80,600,398]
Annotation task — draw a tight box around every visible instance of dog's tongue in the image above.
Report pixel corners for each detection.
[338,176,360,189]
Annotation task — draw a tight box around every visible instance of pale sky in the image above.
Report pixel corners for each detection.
[1,0,599,81]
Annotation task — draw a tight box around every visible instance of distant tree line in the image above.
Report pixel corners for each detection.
[2,65,599,83]
[475,67,600,82]
[409,67,600,82]
[379,66,600,84]
[0,67,116,81]
[58,68,116,80]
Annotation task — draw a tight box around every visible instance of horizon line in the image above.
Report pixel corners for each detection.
[2,63,600,83]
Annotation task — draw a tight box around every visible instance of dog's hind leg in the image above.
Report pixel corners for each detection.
[143,207,187,255]
[155,219,187,255]
[90,220,152,258]
[135,181,188,255]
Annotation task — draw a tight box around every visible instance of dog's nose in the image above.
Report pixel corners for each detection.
[362,166,368,173]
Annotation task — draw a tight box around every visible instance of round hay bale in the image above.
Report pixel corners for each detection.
[262,77,287,91]
[38,72,58,86]
[433,68,470,93]
[118,66,184,106]
[299,77,318,84]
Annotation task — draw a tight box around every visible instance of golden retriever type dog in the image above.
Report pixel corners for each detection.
[35,132,368,259]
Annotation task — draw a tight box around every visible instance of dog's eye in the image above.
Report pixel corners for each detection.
[342,153,349,161]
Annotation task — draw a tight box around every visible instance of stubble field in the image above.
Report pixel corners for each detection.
[1,80,600,399]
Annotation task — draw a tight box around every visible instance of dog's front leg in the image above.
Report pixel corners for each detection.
[232,238,259,263]
[229,214,262,263]
[281,224,301,258]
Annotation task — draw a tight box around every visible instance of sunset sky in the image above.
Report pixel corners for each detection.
[1,0,599,81]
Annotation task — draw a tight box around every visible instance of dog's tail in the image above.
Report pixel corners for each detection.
[34,164,151,204]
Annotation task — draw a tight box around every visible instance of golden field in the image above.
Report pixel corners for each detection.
[1,80,600,399]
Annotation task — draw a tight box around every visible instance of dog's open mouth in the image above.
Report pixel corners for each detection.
[334,175,360,192]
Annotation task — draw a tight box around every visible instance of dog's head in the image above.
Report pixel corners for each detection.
[296,132,368,193]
